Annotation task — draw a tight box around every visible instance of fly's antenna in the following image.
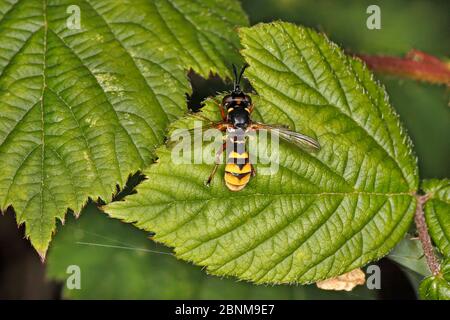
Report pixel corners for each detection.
[232,63,239,91]
[231,63,248,92]
[237,63,248,86]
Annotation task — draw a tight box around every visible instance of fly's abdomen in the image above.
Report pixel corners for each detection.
[224,139,252,191]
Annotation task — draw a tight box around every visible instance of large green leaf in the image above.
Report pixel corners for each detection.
[244,0,450,180]
[105,22,419,284]
[419,258,450,300]
[423,179,450,257]
[0,0,247,257]
[47,203,376,299]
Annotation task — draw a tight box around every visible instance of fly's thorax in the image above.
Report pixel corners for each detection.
[223,92,252,130]
[227,107,251,130]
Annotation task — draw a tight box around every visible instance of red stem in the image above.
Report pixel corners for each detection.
[357,50,450,86]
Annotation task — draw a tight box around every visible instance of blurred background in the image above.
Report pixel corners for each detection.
[0,0,448,299]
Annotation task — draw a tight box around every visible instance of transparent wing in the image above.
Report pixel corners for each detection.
[251,122,320,151]
[166,113,227,148]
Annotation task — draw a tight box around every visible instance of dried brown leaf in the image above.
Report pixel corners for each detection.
[316,268,366,291]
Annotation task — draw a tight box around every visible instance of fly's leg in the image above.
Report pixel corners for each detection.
[205,164,219,187]
[210,98,226,120]
[188,112,214,123]
[251,164,257,177]
[205,141,227,187]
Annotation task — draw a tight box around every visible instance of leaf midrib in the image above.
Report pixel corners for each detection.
[38,0,48,245]
[122,190,414,210]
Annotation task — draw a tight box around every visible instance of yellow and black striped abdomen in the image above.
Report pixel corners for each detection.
[224,138,252,191]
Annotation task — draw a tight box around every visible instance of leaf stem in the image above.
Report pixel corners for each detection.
[414,194,441,275]
[357,50,450,86]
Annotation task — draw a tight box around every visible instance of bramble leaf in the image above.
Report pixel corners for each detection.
[0,0,247,257]
[105,22,419,284]
[419,258,450,300]
[47,203,376,299]
[423,179,450,257]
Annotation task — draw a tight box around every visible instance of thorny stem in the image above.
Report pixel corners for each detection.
[357,50,450,86]
[414,194,441,276]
